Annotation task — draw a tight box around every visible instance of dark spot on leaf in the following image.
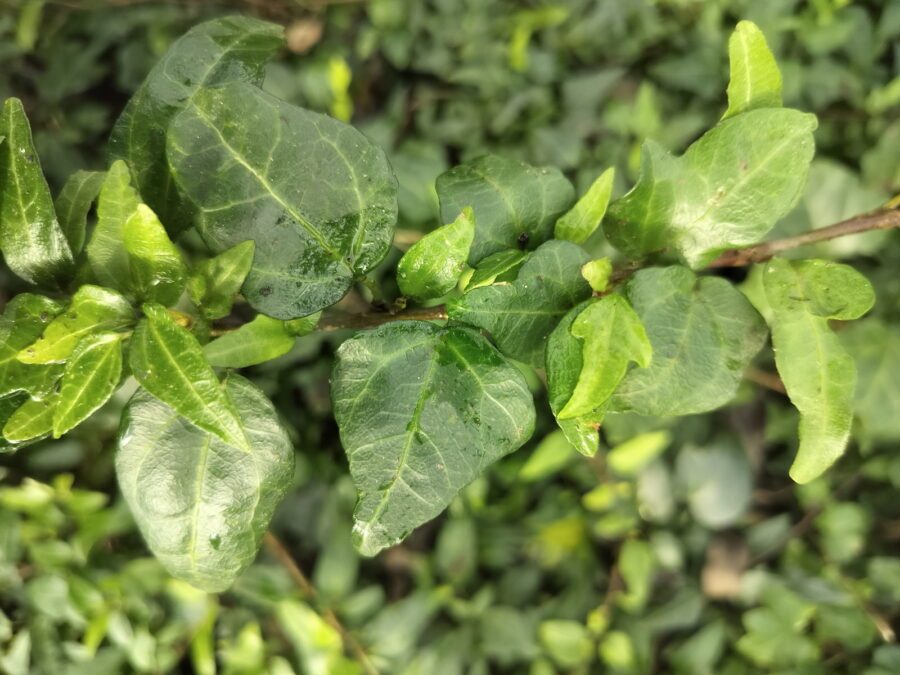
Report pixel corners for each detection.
[259,286,272,297]
[517,232,530,249]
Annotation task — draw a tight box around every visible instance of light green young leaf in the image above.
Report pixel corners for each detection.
[188,240,256,320]
[276,601,354,675]
[18,285,134,365]
[436,154,575,264]
[116,374,293,592]
[605,109,817,267]
[611,266,767,416]
[167,81,398,320]
[332,321,535,556]
[581,257,613,293]
[122,204,188,306]
[204,315,295,368]
[86,160,141,289]
[52,333,123,437]
[448,240,592,366]
[723,21,782,119]
[54,170,105,255]
[398,207,475,300]
[3,394,58,443]
[761,258,875,483]
[129,303,251,452]
[464,248,528,290]
[554,167,615,243]
[109,16,284,234]
[0,294,64,399]
[0,98,74,286]
[558,296,651,419]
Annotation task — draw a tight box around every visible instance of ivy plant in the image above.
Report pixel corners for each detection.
[0,16,895,594]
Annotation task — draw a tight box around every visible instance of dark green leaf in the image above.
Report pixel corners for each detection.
[167,81,399,319]
[0,294,64,399]
[436,154,575,264]
[54,170,105,255]
[554,167,615,244]
[188,241,255,320]
[397,207,474,300]
[204,315,295,368]
[0,98,73,286]
[723,21,782,119]
[18,285,134,365]
[116,374,294,592]
[108,16,284,233]
[605,109,817,267]
[52,333,123,437]
[761,258,874,483]
[122,204,187,306]
[332,321,535,555]
[129,303,251,451]
[448,240,591,366]
[610,266,767,416]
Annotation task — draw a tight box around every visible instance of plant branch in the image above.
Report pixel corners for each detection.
[315,304,447,331]
[708,202,900,268]
[263,532,380,675]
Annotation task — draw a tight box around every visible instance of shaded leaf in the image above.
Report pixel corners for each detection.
[204,315,295,368]
[130,303,251,451]
[464,248,528,290]
[108,16,284,233]
[436,154,575,264]
[398,207,474,300]
[448,240,591,366]
[841,319,900,444]
[605,109,817,267]
[554,167,615,244]
[116,374,293,592]
[3,395,58,443]
[723,21,782,119]
[167,81,399,319]
[122,204,187,306]
[18,285,134,365]
[52,333,123,437]
[86,160,141,290]
[0,98,73,286]
[54,170,105,255]
[332,321,535,555]
[0,294,64,399]
[611,266,767,416]
[188,240,255,320]
[761,258,874,483]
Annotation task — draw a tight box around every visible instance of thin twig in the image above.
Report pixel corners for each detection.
[263,532,380,675]
[744,367,786,395]
[316,304,447,331]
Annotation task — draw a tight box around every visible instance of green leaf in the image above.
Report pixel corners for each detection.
[723,21,782,119]
[108,16,284,234]
[0,294,64,399]
[52,333,123,437]
[557,296,651,419]
[554,167,615,244]
[86,160,141,290]
[398,207,475,300]
[610,266,767,416]
[0,393,28,452]
[0,98,73,286]
[761,258,874,483]
[18,285,134,365]
[448,240,591,366]
[842,319,900,444]
[129,303,251,452]
[167,81,399,319]
[605,109,817,267]
[436,154,575,264]
[54,170,105,255]
[116,374,294,592]
[122,204,188,306]
[332,321,535,556]
[581,257,612,293]
[204,315,295,368]
[463,248,529,291]
[3,394,58,443]
[188,241,256,320]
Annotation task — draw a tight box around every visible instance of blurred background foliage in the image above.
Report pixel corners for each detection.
[0,0,899,673]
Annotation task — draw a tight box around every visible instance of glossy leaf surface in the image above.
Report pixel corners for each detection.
[554,167,615,244]
[117,374,294,591]
[436,154,575,264]
[204,315,295,368]
[448,240,591,366]
[397,207,474,300]
[3,395,57,443]
[0,98,73,286]
[332,321,535,556]
[108,16,284,233]
[0,294,64,399]
[129,303,250,451]
[54,169,105,255]
[122,204,187,306]
[168,81,399,319]
[86,160,141,290]
[52,332,123,437]
[188,240,255,320]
